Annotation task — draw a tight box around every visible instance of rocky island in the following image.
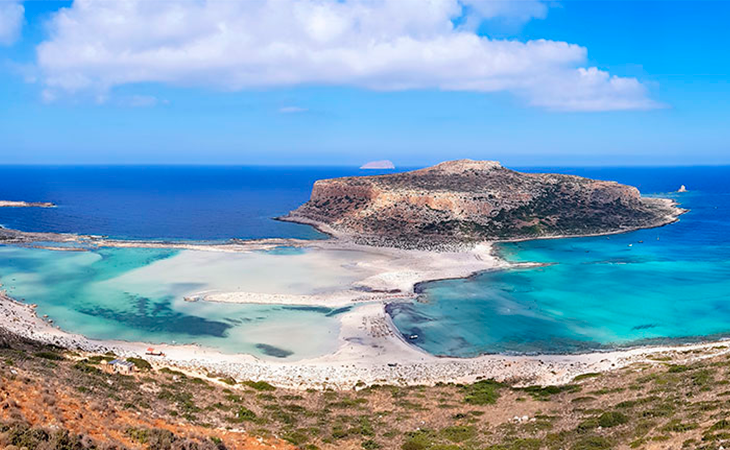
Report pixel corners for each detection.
[0,200,55,208]
[283,160,683,248]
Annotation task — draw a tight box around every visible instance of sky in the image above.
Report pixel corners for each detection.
[0,0,728,166]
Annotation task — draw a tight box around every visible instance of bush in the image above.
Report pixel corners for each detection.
[402,430,436,450]
[126,357,152,371]
[34,351,64,361]
[572,435,612,450]
[462,379,502,405]
[242,380,276,391]
[574,373,601,382]
[234,407,257,422]
[440,425,476,443]
[598,411,629,428]
[362,440,382,449]
[73,361,101,375]
[219,377,237,385]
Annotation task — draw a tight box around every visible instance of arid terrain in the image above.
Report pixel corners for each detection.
[3,327,730,450]
[284,160,683,248]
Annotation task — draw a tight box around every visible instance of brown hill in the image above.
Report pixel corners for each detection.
[283,160,682,248]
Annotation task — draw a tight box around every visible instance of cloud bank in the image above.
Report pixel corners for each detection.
[0,0,24,46]
[36,0,659,111]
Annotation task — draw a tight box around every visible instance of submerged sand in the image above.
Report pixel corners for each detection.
[4,291,730,390]
[2,233,729,390]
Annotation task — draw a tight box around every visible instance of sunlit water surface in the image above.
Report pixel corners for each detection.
[390,167,730,356]
[2,166,730,358]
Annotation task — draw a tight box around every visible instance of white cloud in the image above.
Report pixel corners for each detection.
[35,0,659,111]
[122,94,160,108]
[279,106,308,114]
[0,0,24,46]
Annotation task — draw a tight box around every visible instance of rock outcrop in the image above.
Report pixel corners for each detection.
[0,200,55,208]
[360,160,395,169]
[283,160,683,248]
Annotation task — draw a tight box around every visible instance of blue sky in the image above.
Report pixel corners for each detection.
[0,0,728,166]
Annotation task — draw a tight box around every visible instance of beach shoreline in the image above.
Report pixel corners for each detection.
[0,196,705,390]
[4,290,730,391]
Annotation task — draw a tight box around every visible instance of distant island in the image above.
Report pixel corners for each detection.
[360,160,395,169]
[284,159,684,248]
[0,200,55,208]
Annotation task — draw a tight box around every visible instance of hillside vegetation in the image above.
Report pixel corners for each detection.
[2,329,730,449]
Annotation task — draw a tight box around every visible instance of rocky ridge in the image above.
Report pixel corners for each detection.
[283,159,684,249]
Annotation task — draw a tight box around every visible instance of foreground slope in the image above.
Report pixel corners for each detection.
[3,328,730,450]
[285,160,682,248]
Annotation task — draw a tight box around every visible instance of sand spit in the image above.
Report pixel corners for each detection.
[183,242,515,307]
[0,210,705,390]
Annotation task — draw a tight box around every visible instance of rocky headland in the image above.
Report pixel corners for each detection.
[283,159,684,248]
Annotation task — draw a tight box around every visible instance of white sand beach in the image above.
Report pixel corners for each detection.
[4,290,730,390]
[1,221,721,390]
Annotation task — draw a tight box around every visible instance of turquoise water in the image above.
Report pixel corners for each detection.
[3,165,730,358]
[390,170,730,356]
[0,246,345,360]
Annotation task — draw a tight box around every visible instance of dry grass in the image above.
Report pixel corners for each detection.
[3,331,730,450]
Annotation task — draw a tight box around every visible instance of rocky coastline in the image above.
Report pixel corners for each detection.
[283,160,685,249]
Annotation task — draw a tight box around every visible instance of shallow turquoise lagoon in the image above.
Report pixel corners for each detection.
[3,166,730,359]
[0,246,346,360]
[390,185,730,356]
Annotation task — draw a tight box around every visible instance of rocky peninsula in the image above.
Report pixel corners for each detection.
[283,159,683,249]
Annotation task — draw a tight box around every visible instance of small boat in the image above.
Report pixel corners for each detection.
[628,244,633,247]
[409,334,419,340]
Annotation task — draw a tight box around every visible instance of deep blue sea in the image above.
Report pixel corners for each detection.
[1,165,729,358]
[0,166,398,241]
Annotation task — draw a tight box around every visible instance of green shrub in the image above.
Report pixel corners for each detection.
[572,435,612,450]
[362,440,382,449]
[709,419,730,431]
[234,406,257,422]
[520,384,581,401]
[440,425,476,443]
[219,376,237,385]
[282,429,309,445]
[488,439,541,450]
[574,373,601,382]
[34,351,64,361]
[159,367,186,376]
[243,380,276,391]
[73,361,101,375]
[598,411,629,428]
[126,357,152,371]
[402,430,436,450]
[661,420,698,433]
[462,379,502,405]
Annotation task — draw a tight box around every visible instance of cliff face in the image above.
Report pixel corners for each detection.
[285,160,682,248]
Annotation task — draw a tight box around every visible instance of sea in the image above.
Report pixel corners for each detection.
[1,165,729,360]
